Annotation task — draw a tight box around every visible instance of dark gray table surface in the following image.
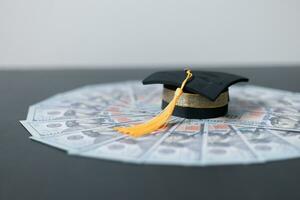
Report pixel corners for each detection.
[1,67,300,200]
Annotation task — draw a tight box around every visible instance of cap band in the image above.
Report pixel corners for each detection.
[163,87,229,108]
[162,100,228,119]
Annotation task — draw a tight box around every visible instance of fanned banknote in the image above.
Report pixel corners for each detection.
[21,115,154,137]
[20,82,300,166]
[75,119,183,163]
[206,109,300,132]
[31,127,125,152]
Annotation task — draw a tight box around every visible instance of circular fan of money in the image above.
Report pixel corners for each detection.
[21,81,300,166]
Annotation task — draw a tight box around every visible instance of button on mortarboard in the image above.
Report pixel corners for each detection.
[143,70,249,119]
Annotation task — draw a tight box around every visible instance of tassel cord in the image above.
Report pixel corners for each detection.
[114,69,193,137]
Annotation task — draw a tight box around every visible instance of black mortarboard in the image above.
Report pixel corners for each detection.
[114,69,248,137]
[142,70,249,119]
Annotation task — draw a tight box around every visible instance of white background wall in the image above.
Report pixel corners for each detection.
[0,0,300,69]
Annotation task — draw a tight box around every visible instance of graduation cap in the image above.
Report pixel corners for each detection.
[143,70,248,119]
[114,69,248,137]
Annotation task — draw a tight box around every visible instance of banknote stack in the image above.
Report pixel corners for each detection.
[21,81,300,166]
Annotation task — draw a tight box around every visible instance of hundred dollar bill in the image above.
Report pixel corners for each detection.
[202,123,259,165]
[129,82,161,104]
[74,119,183,163]
[245,85,300,97]
[31,127,125,152]
[235,127,300,161]
[21,115,153,137]
[143,119,204,165]
[26,104,155,121]
[38,82,137,108]
[231,85,298,98]
[40,92,117,108]
[36,94,135,111]
[56,81,138,98]
[270,129,300,151]
[205,108,300,132]
[230,85,300,115]
[230,95,300,116]
[129,83,162,112]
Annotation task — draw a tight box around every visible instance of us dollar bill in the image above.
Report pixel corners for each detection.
[230,85,300,115]
[143,119,204,165]
[129,83,162,113]
[21,115,153,137]
[129,82,161,103]
[38,81,138,108]
[205,109,300,132]
[201,123,260,165]
[235,127,300,161]
[74,119,183,163]
[26,105,155,121]
[270,129,300,151]
[30,127,125,152]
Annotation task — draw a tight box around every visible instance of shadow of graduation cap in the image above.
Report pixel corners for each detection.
[143,70,249,119]
[114,69,248,137]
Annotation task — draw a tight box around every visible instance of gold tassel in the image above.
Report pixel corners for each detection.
[114,69,193,137]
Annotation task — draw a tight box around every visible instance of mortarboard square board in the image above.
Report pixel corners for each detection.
[142,70,249,119]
